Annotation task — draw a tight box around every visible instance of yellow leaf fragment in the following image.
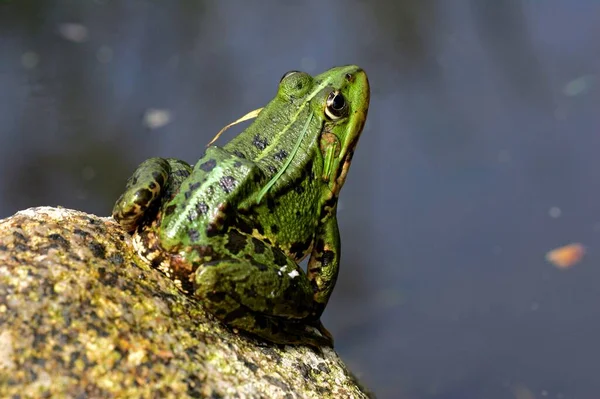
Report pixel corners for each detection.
[206,107,263,147]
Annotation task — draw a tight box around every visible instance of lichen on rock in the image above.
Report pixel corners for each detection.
[0,207,372,398]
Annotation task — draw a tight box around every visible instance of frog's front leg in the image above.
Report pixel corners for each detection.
[306,215,341,317]
[194,232,332,347]
[112,157,192,232]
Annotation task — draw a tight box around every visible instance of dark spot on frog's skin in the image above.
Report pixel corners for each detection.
[295,210,301,217]
[164,204,177,216]
[314,239,325,254]
[184,181,202,199]
[130,176,138,185]
[267,165,277,174]
[188,228,200,242]
[0,245,7,251]
[219,176,237,194]
[233,160,243,168]
[245,255,269,271]
[174,169,190,178]
[47,233,70,250]
[255,223,265,236]
[136,188,153,204]
[235,217,252,234]
[196,201,209,215]
[294,184,304,195]
[308,264,323,276]
[253,134,269,150]
[271,224,279,235]
[232,150,246,159]
[225,229,247,255]
[273,149,288,162]
[206,291,227,304]
[272,248,288,267]
[252,261,269,272]
[319,195,338,219]
[199,159,217,172]
[266,197,276,212]
[290,241,310,259]
[188,181,201,193]
[251,238,266,254]
[191,244,214,259]
[151,170,166,186]
[253,172,263,184]
[88,241,106,259]
[253,314,269,330]
[321,250,335,266]
[243,286,258,299]
[305,159,313,174]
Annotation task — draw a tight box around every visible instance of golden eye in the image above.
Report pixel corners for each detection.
[325,90,348,120]
[280,70,300,82]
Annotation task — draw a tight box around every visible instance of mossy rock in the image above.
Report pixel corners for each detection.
[0,207,372,398]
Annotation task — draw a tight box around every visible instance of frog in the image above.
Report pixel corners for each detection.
[112,65,370,347]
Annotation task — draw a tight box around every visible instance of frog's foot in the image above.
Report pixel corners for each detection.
[112,157,192,232]
[194,257,332,347]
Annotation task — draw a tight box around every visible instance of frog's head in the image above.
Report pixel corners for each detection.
[274,65,369,200]
[311,65,370,199]
[224,65,369,206]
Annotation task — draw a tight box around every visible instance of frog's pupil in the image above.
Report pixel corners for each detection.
[332,94,345,110]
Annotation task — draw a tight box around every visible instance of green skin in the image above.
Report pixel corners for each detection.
[112,65,370,347]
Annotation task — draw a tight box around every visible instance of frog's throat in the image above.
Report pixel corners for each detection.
[256,113,313,204]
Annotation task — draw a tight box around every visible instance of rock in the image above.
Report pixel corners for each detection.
[0,207,372,398]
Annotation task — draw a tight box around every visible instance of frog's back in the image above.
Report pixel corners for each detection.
[158,146,265,249]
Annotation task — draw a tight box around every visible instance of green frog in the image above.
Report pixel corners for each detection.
[112,65,370,347]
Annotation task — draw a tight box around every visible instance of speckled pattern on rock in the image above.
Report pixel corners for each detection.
[0,207,372,398]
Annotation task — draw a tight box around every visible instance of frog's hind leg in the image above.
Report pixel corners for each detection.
[194,250,331,346]
[112,157,192,232]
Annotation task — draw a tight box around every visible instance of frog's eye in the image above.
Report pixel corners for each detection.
[280,70,300,82]
[325,90,348,120]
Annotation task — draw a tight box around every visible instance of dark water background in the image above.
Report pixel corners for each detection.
[2,1,600,398]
